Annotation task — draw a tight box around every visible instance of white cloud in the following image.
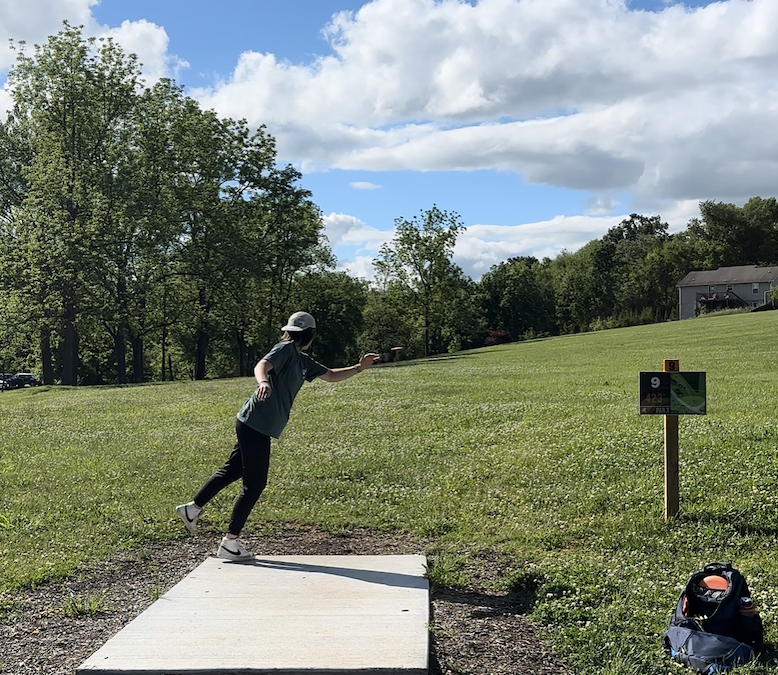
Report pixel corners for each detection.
[337,254,380,280]
[332,196,711,282]
[454,214,627,279]
[0,0,185,86]
[101,19,189,84]
[324,196,706,284]
[350,181,382,189]
[191,0,778,215]
[448,198,707,280]
[323,211,395,281]
[322,212,392,250]
[0,0,96,71]
[0,0,97,114]
[586,196,620,216]
[647,198,703,234]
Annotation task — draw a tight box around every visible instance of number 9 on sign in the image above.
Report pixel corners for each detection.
[639,372,671,413]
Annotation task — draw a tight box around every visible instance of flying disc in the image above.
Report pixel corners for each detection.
[699,575,729,591]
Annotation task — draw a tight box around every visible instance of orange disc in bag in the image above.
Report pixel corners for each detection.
[699,575,729,590]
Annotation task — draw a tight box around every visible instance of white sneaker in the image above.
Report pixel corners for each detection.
[217,537,254,562]
[176,502,201,535]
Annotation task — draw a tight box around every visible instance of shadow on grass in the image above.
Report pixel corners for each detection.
[432,584,539,615]
[677,510,778,538]
[756,645,778,669]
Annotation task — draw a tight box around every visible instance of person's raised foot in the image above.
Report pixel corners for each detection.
[175,502,201,535]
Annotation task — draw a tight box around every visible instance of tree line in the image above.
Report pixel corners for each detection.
[367,196,778,360]
[1,24,777,385]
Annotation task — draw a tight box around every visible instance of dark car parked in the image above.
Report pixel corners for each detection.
[4,372,41,389]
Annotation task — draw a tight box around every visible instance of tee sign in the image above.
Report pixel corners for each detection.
[639,372,707,415]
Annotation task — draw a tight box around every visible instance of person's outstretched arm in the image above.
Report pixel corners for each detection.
[318,353,380,383]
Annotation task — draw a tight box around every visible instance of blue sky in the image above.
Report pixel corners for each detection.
[2,0,774,280]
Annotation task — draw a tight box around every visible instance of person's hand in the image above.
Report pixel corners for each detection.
[358,353,381,371]
[257,380,272,401]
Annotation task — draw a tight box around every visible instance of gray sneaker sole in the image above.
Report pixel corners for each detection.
[216,547,254,563]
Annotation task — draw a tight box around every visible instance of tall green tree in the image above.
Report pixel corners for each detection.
[162,106,325,380]
[549,242,610,333]
[207,130,332,377]
[548,215,677,332]
[0,24,334,384]
[374,206,466,356]
[601,214,671,324]
[168,101,239,380]
[241,164,332,358]
[116,80,192,383]
[2,23,142,384]
[0,112,43,378]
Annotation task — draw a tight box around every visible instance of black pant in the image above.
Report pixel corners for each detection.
[193,419,271,536]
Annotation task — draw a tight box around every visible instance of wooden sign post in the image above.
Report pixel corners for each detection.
[663,359,680,520]
[639,360,706,521]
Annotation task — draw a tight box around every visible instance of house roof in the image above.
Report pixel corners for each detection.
[677,265,778,287]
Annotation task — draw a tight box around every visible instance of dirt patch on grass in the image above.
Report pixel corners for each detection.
[0,524,572,675]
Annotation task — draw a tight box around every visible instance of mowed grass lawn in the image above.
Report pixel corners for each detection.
[2,311,778,674]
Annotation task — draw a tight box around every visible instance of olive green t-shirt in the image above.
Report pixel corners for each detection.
[236,341,328,438]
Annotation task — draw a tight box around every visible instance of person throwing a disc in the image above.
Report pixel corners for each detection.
[177,311,380,561]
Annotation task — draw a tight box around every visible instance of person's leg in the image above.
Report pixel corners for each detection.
[178,423,246,534]
[226,422,271,537]
[192,420,245,507]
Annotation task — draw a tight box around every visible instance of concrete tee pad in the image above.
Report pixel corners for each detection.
[78,554,429,675]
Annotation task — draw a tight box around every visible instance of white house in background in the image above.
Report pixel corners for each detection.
[676,265,778,320]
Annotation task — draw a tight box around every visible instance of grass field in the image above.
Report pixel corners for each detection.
[2,311,778,674]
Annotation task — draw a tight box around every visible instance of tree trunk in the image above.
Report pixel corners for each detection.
[131,334,144,383]
[116,279,128,384]
[115,329,127,385]
[61,290,79,386]
[40,328,54,385]
[161,323,168,381]
[236,329,248,376]
[160,280,168,381]
[423,306,430,357]
[195,286,209,380]
[195,328,208,380]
